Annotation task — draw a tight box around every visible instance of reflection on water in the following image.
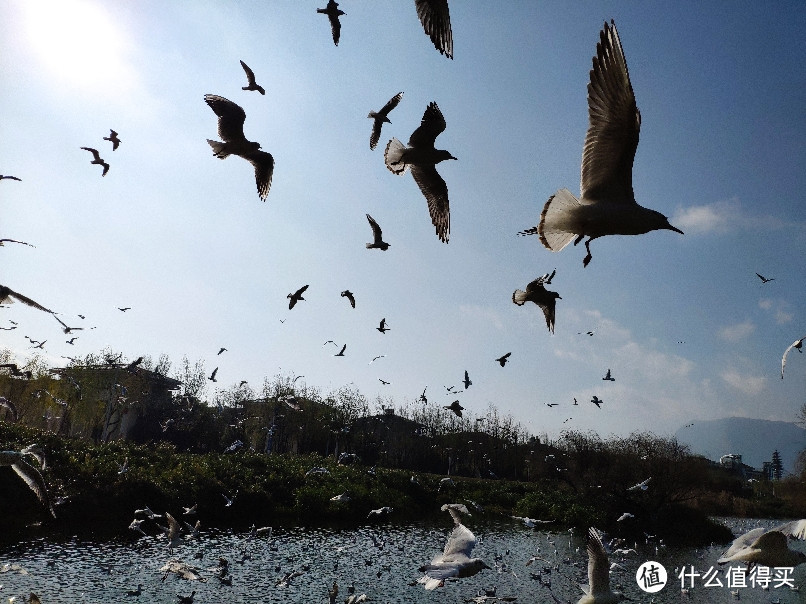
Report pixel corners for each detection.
[0,517,803,603]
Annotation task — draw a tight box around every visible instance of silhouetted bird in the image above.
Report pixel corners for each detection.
[368,92,403,150]
[603,369,615,381]
[80,147,109,176]
[217,347,227,355]
[204,94,274,201]
[512,276,561,334]
[239,60,265,95]
[385,102,456,243]
[0,175,22,181]
[495,353,511,367]
[591,396,603,408]
[103,129,121,150]
[0,238,35,248]
[781,335,805,379]
[377,318,390,333]
[518,21,683,267]
[317,1,344,46]
[208,367,218,382]
[0,284,57,315]
[365,214,390,250]
[462,370,471,389]
[756,272,775,284]
[335,344,346,357]
[415,0,453,59]
[341,290,356,308]
[288,285,309,309]
[444,400,463,417]
[118,307,131,312]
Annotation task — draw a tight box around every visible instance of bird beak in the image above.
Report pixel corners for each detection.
[666,223,684,235]
[449,154,458,160]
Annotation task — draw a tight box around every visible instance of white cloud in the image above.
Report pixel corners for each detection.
[721,368,766,395]
[758,298,773,310]
[672,201,735,234]
[718,320,755,343]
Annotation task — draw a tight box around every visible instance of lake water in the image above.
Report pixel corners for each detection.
[0,517,803,603]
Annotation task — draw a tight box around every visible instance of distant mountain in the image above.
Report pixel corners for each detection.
[674,417,805,476]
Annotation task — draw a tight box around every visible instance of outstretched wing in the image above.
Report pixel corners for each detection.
[415,0,453,59]
[409,102,447,148]
[366,214,383,241]
[204,94,249,143]
[411,165,450,243]
[580,21,640,204]
[244,150,274,201]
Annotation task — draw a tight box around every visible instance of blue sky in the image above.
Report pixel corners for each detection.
[1,0,804,442]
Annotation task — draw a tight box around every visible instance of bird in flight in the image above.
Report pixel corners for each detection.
[756,272,775,284]
[512,274,561,334]
[217,347,227,355]
[546,403,558,408]
[419,387,428,404]
[341,289,356,308]
[578,528,627,603]
[365,214,390,250]
[602,369,615,381]
[591,395,603,408]
[334,344,347,357]
[627,477,651,491]
[781,335,805,379]
[0,174,22,181]
[208,367,219,382]
[369,355,385,364]
[0,238,35,248]
[495,352,511,367]
[103,129,121,150]
[517,21,683,266]
[444,400,464,417]
[384,102,456,243]
[204,94,274,201]
[462,370,471,389]
[239,60,265,95]
[66,337,78,345]
[317,0,344,46]
[377,318,390,333]
[80,147,110,176]
[379,378,390,385]
[118,307,131,312]
[415,0,453,59]
[0,449,56,518]
[0,284,59,321]
[288,285,309,309]
[368,92,403,150]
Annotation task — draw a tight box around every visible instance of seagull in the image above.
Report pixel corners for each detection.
[377,318,390,333]
[341,290,356,308]
[222,491,237,507]
[0,238,35,248]
[384,102,456,243]
[217,347,227,355]
[288,284,309,309]
[546,403,558,408]
[616,513,634,522]
[335,344,347,357]
[368,92,403,150]
[103,129,121,150]
[330,491,351,502]
[379,378,390,385]
[495,352,511,367]
[239,60,265,95]
[755,272,775,284]
[317,0,344,46]
[591,396,603,408]
[781,335,805,379]
[418,503,489,590]
[204,94,274,201]
[65,337,78,345]
[369,355,385,364]
[118,457,129,474]
[208,367,218,382]
[0,174,22,181]
[0,451,55,517]
[444,400,464,417]
[134,505,162,519]
[367,506,393,518]
[717,520,806,569]
[0,397,18,421]
[419,387,428,404]
[365,214,390,250]
[80,147,109,176]
[462,370,471,389]
[118,307,131,312]
[517,21,683,267]
[627,477,651,491]
[512,276,561,333]
[0,284,58,317]
[578,527,628,603]
[603,369,615,381]
[415,0,453,59]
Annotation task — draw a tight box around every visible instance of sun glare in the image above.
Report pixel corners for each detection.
[22,0,134,93]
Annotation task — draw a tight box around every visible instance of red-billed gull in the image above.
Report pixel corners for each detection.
[512,275,561,334]
[368,92,403,150]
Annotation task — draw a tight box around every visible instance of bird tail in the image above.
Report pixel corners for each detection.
[512,289,528,306]
[207,139,230,159]
[384,138,407,174]
[533,188,581,252]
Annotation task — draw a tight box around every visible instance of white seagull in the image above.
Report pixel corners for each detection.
[718,520,806,569]
[518,21,683,267]
[0,450,56,517]
[781,335,805,379]
[578,527,628,603]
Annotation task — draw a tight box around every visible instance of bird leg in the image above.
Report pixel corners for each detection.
[583,237,594,267]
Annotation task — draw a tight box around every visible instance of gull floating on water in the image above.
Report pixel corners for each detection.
[385,102,456,243]
[512,275,561,334]
[418,503,489,590]
[368,92,403,150]
[204,94,274,201]
[518,21,683,267]
[415,0,453,59]
[781,335,805,379]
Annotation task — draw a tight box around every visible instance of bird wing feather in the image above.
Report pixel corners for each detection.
[204,95,249,143]
[414,0,453,59]
[587,527,611,595]
[410,165,450,243]
[408,102,447,148]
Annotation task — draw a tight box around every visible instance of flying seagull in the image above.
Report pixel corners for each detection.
[415,0,453,59]
[781,335,805,379]
[0,238,35,248]
[217,347,227,355]
[288,285,309,309]
[384,102,456,243]
[0,285,58,319]
[0,449,56,517]
[512,275,561,334]
[365,214,390,250]
[627,477,651,491]
[80,147,109,176]
[578,527,627,603]
[462,370,471,389]
[590,396,603,408]
[0,174,22,181]
[317,0,344,46]
[208,367,219,382]
[239,60,265,95]
[118,307,131,312]
[418,503,489,590]
[103,129,121,150]
[603,369,615,381]
[717,520,806,570]
[756,272,775,284]
[204,94,274,201]
[444,400,464,417]
[368,92,403,150]
[335,344,346,357]
[517,21,683,267]
[341,290,356,308]
[495,352,511,367]
[377,318,390,333]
